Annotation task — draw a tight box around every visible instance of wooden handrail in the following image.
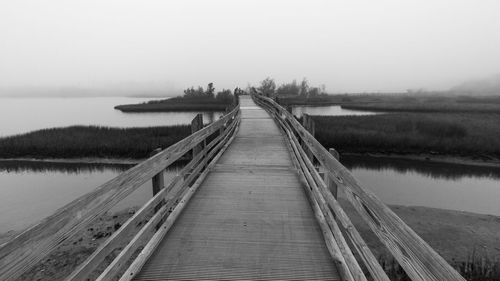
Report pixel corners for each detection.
[253,94,465,281]
[65,112,240,281]
[0,106,240,281]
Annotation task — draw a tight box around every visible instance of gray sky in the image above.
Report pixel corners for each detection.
[1,0,499,93]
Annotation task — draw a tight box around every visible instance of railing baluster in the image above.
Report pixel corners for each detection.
[325,148,339,199]
[191,113,204,157]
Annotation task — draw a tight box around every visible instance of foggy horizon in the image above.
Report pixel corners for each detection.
[1,0,500,94]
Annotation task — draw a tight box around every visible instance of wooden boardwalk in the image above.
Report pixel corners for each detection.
[0,95,465,281]
[134,96,340,280]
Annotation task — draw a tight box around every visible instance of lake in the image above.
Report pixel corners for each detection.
[342,155,500,216]
[2,155,500,234]
[0,161,181,232]
[0,97,223,137]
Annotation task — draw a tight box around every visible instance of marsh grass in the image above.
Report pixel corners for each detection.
[312,113,500,158]
[0,125,191,159]
[378,249,500,281]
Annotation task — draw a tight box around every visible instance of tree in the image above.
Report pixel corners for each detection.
[205,82,215,98]
[259,77,276,97]
[299,78,309,97]
[216,89,233,102]
[276,80,300,96]
[183,86,204,98]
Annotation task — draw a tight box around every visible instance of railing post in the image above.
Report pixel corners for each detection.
[150,148,164,196]
[325,148,339,199]
[302,114,314,161]
[191,114,204,158]
[150,148,165,212]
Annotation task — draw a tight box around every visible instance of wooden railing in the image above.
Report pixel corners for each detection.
[253,94,465,281]
[0,106,240,281]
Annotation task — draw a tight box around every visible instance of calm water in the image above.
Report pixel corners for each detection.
[342,155,500,216]
[2,156,500,233]
[0,97,222,137]
[0,161,181,232]
[292,105,378,117]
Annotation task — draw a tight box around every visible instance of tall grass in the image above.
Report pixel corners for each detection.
[312,113,500,158]
[0,125,191,159]
[378,250,500,281]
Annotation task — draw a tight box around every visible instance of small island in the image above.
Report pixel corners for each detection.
[114,83,240,112]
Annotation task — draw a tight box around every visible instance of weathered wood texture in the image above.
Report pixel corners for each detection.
[133,96,340,280]
[254,94,465,281]
[191,113,204,157]
[118,119,239,281]
[273,111,387,281]
[0,107,239,281]
[66,114,240,281]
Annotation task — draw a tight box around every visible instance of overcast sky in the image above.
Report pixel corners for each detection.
[1,0,499,93]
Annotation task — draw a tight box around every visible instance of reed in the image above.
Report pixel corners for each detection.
[0,125,191,159]
[312,113,500,159]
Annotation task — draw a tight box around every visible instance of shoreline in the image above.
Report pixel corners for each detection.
[1,151,499,168]
[342,152,500,168]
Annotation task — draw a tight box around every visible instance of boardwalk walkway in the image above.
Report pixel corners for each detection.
[134,96,340,280]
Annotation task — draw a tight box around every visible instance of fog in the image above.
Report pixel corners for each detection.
[1,0,499,94]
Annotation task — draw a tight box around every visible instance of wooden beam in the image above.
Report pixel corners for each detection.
[326,148,339,199]
[63,122,239,281]
[274,111,367,281]
[277,116,388,281]
[0,107,239,281]
[116,118,239,281]
[191,114,204,157]
[253,94,465,281]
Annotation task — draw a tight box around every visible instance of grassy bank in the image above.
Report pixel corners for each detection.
[312,113,500,159]
[338,94,500,113]
[115,96,232,112]
[279,93,500,113]
[0,125,190,159]
[341,100,500,113]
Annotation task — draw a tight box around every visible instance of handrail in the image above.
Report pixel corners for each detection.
[253,94,465,281]
[0,105,240,281]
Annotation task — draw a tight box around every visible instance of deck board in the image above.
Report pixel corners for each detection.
[134,96,340,280]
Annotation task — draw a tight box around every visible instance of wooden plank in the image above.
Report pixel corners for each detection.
[278,119,355,281]
[0,107,239,281]
[191,113,204,157]
[254,94,465,281]
[64,120,239,281]
[326,148,339,199]
[116,117,239,281]
[277,116,389,281]
[132,97,340,280]
[275,109,366,281]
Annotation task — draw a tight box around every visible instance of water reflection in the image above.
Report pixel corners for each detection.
[342,155,500,215]
[292,105,379,117]
[0,160,185,232]
[342,155,500,181]
[0,160,132,174]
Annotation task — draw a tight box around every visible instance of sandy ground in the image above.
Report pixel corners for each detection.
[3,209,142,281]
[1,203,498,280]
[340,200,500,264]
